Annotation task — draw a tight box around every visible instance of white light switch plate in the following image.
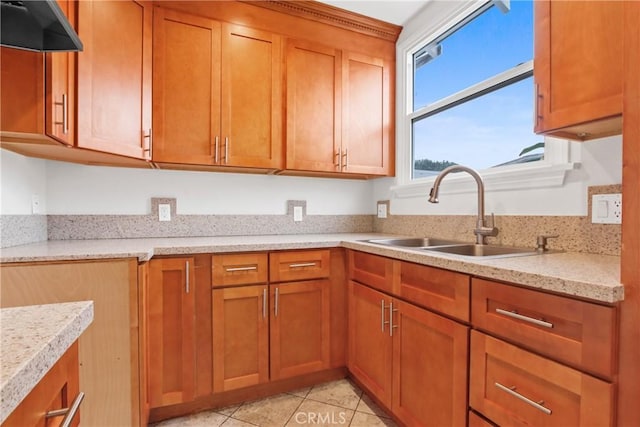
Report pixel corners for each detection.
[591,194,622,224]
[159,204,171,222]
[293,206,303,222]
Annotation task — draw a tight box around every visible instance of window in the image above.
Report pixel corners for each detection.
[408,0,538,179]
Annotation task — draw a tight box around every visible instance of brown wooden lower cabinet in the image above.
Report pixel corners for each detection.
[470,331,614,427]
[212,280,331,392]
[2,342,81,427]
[348,280,469,426]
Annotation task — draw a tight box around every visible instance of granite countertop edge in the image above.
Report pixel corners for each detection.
[0,301,94,424]
[0,234,623,303]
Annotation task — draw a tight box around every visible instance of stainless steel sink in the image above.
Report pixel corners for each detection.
[423,244,539,258]
[363,237,465,248]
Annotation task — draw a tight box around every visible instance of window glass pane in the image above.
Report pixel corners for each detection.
[412,76,540,178]
[413,1,533,111]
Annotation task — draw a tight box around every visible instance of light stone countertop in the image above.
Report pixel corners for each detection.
[0,301,94,424]
[0,233,623,303]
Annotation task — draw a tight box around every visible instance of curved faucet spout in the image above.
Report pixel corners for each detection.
[428,165,498,245]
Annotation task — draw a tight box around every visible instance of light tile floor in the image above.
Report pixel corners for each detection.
[151,379,397,427]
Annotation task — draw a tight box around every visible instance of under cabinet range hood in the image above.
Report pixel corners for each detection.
[1,0,82,52]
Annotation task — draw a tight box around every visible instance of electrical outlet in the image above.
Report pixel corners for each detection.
[592,194,622,224]
[31,195,41,214]
[377,202,388,219]
[293,206,303,222]
[158,204,171,222]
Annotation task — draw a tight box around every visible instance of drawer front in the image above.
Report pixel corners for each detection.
[470,331,614,427]
[348,250,394,294]
[471,278,617,378]
[269,250,330,282]
[399,261,470,322]
[212,253,268,287]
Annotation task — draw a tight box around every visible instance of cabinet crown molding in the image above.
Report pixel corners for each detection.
[241,0,402,42]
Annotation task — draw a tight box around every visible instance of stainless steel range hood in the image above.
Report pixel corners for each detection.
[1,0,82,52]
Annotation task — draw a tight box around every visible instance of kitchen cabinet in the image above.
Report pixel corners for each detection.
[212,250,331,392]
[77,0,152,159]
[285,39,393,177]
[0,0,76,146]
[2,342,81,427]
[470,331,614,426]
[534,0,623,140]
[148,257,196,408]
[152,8,282,169]
[347,251,470,426]
[0,259,142,426]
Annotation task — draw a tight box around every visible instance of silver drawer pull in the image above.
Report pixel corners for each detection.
[289,262,316,268]
[46,391,85,427]
[262,288,267,319]
[495,382,552,415]
[225,266,258,272]
[495,308,553,329]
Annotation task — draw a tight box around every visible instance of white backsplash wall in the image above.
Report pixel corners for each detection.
[373,136,623,216]
[1,150,48,215]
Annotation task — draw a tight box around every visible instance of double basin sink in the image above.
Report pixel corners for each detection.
[363,237,546,259]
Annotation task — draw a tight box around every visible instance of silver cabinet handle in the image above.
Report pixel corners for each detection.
[274,287,279,317]
[389,301,399,336]
[46,391,85,427]
[225,266,258,272]
[143,128,152,157]
[495,382,552,415]
[185,261,190,293]
[53,94,69,134]
[224,137,229,164]
[495,308,553,329]
[289,262,316,268]
[214,136,219,163]
[335,150,341,169]
[262,288,267,319]
[342,148,348,170]
[381,299,388,332]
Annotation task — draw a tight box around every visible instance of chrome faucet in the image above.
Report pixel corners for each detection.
[428,165,498,245]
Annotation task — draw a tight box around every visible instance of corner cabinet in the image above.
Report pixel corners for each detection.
[152,8,283,170]
[77,0,152,159]
[285,39,393,177]
[534,0,623,140]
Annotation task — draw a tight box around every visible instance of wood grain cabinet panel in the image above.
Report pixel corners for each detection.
[470,331,614,427]
[77,0,152,159]
[269,250,330,283]
[0,0,76,145]
[534,0,623,140]
[148,257,196,408]
[347,250,395,294]
[471,278,617,379]
[153,8,282,169]
[2,342,81,427]
[212,253,268,288]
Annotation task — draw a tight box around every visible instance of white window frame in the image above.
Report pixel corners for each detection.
[391,0,576,199]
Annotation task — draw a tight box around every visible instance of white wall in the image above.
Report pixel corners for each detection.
[36,158,374,215]
[0,150,48,215]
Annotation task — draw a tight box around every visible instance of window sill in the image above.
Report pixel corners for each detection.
[390,161,577,199]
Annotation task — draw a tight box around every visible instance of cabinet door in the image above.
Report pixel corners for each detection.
[286,39,341,173]
[270,280,331,380]
[148,257,196,408]
[221,24,283,169]
[342,51,392,175]
[348,281,392,408]
[212,285,269,392]
[77,0,152,159]
[44,0,76,146]
[392,299,469,427]
[534,1,623,139]
[152,8,221,165]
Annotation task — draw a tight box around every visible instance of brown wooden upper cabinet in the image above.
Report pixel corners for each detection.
[76,0,152,160]
[285,39,393,177]
[534,1,623,140]
[0,0,76,146]
[152,8,282,169]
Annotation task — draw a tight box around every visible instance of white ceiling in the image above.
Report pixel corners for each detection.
[319,1,429,26]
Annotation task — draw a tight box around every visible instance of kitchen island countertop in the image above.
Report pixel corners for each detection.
[0,233,623,303]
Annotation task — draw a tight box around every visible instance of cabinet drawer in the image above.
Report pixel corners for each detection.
[212,253,268,287]
[348,250,394,294]
[269,250,330,282]
[399,262,470,322]
[470,331,614,427]
[471,278,617,378]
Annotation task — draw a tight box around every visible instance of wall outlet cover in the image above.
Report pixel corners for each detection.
[377,203,388,219]
[159,204,171,221]
[591,193,622,224]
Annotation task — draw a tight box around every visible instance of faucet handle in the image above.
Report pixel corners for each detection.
[536,234,559,252]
